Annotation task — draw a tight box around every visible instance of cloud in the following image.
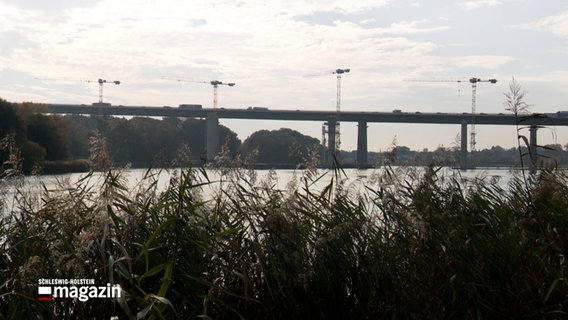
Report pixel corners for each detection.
[517,10,568,38]
[0,0,100,11]
[0,30,38,56]
[450,55,515,69]
[462,0,503,10]
[0,0,443,80]
[0,0,457,110]
[378,20,451,35]
[275,0,390,15]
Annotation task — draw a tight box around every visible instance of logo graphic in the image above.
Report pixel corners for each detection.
[38,286,52,301]
[37,279,121,302]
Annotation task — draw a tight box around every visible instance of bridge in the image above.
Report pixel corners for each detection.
[45,103,568,169]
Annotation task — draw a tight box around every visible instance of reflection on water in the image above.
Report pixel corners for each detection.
[1,166,520,216]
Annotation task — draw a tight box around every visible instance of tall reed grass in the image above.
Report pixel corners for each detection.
[1,158,567,318]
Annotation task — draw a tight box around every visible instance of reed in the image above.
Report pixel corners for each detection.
[1,158,567,319]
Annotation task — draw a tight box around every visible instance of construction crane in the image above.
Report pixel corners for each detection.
[209,80,235,109]
[166,78,235,109]
[332,68,350,153]
[404,77,497,153]
[468,78,497,153]
[318,68,350,162]
[88,79,120,103]
[35,77,120,104]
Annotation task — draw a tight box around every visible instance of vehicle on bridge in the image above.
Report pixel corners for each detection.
[179,104,203,110]
[92,102,111,107]
[247,106,269,111]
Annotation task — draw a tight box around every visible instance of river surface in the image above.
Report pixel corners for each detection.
[1,167,520,215]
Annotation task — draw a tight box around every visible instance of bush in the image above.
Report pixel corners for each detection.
[42,159,92,174]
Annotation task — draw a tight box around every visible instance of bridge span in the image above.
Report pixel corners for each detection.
[45,103,568,168]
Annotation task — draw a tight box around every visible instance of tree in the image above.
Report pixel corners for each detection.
[241,128,320,164]
[60,115,94,159]
[0,99,24,139]
[0,99,49,172]
[26,114,70,161]
[55,115,241,167]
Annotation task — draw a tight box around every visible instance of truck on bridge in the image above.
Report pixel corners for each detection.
[179,104,202,110]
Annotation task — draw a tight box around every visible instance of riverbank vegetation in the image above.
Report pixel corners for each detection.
[2,145,567,318]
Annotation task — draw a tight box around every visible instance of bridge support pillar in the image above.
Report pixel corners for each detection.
[327,119,337,166]
[530,125,538,172]
[461,120,468,169]
[357,121,368,168]
[206,111,219,162]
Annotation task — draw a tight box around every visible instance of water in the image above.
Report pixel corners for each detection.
[1,167,519,216]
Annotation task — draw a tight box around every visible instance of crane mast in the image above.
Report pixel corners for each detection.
[468,77,497,153]
[333,68,349,154]
[320,68,349,163]
[333,68,349,153]
[404,77,497,162]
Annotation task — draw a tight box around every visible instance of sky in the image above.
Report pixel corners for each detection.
[1,0,568,152]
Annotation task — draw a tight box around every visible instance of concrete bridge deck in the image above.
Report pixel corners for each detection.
[44,103,568,168]
[45,103,568,125]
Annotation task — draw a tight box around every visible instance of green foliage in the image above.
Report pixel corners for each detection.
[59,115,241,167]
[340,145,568,168]
[2,162,568,319]
[241,128,321,164]
[25,114,70,161]
[0,99,42,173]
[1,100,245,172]
[0,99,25,140]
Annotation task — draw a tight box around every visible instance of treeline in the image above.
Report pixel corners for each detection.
[62,116,320,168]
[60,115,241,167]
[0,99,321,174]
[341,144,568,168]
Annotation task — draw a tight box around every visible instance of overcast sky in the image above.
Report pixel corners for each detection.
[1,0,567,152]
